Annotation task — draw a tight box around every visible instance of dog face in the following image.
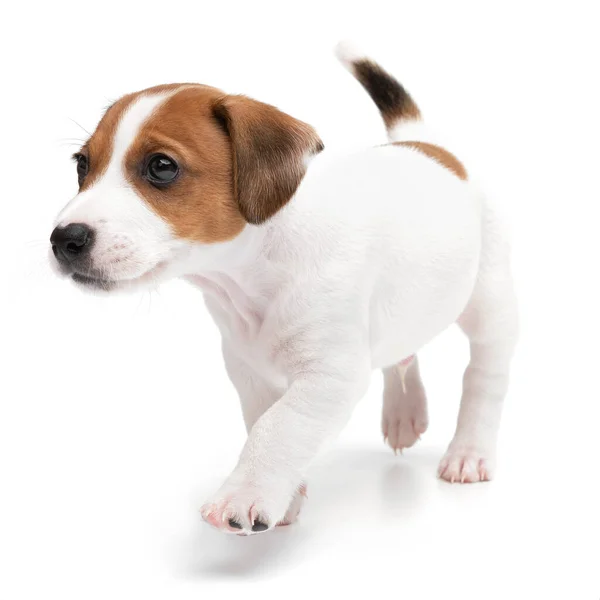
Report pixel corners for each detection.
[50,84,323,292]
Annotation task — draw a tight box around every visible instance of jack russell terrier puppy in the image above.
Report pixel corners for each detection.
[50,43,518,535]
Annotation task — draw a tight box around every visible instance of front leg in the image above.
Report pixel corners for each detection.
[202,342,371,535]
[206,345,305,529]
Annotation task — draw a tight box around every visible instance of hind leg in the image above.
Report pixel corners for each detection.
[382,356,428,453]
[438,215,518,483]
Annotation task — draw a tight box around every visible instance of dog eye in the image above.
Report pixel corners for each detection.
[145,154,179,185]
[74,153,89,185]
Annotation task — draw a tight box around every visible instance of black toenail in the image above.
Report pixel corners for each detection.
[228,518,243,529]
[251,519,269,532]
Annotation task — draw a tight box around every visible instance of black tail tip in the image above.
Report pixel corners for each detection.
[335,41,421,128]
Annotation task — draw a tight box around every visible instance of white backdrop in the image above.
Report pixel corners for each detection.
[1,1,599,598]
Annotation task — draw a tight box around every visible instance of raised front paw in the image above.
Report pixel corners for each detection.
[437,445,495,483]
[200,481,307,535]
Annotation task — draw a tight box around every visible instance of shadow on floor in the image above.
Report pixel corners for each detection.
[173,443,446,580]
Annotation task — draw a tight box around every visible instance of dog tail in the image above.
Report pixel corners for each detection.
[335,41,424,142]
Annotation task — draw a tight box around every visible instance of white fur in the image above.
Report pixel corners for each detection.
[53,66,518,535]
[334,39,368,68]
[388,120,444,146]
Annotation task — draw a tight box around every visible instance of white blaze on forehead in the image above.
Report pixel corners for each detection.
[56,89,179,225]
[110,92,176,172]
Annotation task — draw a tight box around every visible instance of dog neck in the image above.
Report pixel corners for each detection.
[181,219,285,336]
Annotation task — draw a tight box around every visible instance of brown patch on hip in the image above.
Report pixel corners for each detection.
[392,141,467,180]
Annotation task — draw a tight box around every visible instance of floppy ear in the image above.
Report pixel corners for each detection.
[212,95,324,224]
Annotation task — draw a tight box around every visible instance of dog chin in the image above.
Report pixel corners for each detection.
[70,272,118,293]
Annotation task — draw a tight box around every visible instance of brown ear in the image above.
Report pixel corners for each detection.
[212,95,324,224]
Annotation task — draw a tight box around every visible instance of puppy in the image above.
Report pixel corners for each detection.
[50,43,518,535]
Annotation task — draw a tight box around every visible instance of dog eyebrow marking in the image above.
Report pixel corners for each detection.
[391,141,467,180]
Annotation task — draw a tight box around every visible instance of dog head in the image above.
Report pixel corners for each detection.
[50,84,323,292]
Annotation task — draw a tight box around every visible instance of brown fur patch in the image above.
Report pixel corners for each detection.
[126,87,322,240]
[125,85,248,243]
[393,141,467,180]
[212,95,324,224]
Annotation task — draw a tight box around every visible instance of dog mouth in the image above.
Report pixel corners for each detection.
[68,260,169,292]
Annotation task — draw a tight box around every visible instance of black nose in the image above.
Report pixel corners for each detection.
[50,223,94,262]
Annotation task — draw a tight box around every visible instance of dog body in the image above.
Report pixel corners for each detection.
[50,45,517,534]
[195,141,480,383]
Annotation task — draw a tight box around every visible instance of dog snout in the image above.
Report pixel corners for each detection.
[50,223,95,264]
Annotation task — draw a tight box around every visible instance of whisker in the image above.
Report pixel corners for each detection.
[57,141,87,149]
[134,291,145,315]
[67,117,92,137]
